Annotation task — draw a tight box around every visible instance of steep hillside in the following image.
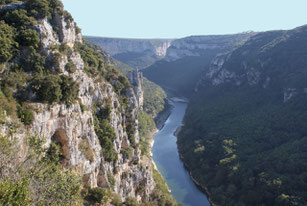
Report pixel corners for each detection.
[0,1,177,205]
[85,37,173,69]
[178,25,307,206]
[143,33,254,97]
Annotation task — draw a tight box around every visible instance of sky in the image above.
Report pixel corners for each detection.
[62,0,307,39]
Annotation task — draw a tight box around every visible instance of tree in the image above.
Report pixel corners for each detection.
[24,0,50,18]
[0,21,17,63]
[31,74,62,103]
[60,75,79,106]
[17,28,40,47]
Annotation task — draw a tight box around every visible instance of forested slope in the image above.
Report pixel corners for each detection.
[178,25,307,206]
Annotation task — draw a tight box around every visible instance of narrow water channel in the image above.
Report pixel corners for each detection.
[152,101,210,206]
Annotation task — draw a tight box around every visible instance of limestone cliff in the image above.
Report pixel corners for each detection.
[164,33,254,61]
[84,37,172,58]
[85,37,173,69]
[0,3,155,203]
[127,69,144,111]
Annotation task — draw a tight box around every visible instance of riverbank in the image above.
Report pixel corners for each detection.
[152,101,210,206]
[154,101,173,130]
[178,151,218,206]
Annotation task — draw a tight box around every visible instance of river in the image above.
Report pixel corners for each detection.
[152,101,210,206]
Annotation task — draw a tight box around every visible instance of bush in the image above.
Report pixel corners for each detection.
[60,75,79,105]
[17,28,40,47]
[31,74,62,103]
[85,187,111,204]
[0,179,31,205]
[123,197,139,206]
[107,172,116,190]
[0,21,17,63]
[17,104,34,125]
[24,0,50,18]
[93,114,117,162]
[30,74,79,105]
[22,47,46,73]
[3,9,35,28]
[0,136,82,205]
[65,59,76,73]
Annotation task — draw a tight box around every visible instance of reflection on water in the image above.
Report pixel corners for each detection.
[152,102,210,206]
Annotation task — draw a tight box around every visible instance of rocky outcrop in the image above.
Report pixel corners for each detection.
[0,10,155,202]
[127,69,144,110]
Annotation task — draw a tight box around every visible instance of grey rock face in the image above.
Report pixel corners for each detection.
[0,12,155,202]
[127,69,144,110]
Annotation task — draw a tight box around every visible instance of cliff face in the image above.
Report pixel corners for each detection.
[85,37,173,69]
[127,69,144,110]
[164,33,254,61]
[141,33,255,97]
[0,4,155,202]
[84,37,172,58]
[197,26,307,94]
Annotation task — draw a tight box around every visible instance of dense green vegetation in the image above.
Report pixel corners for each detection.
[143,78,167,117]
[0,0,81,124]
[93,101,117,162]
[112,58,134,74]
[138,110,156,155]
[178,26,307,206]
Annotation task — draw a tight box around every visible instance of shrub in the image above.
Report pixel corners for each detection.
[30,74,79,105]
[17,104,34,125]
[85,187,111,204]
[65,59,76,73]
[22,47,46,73]
[31,74,62,103]
[121,147,133,160]
[24,0,50,18]
[0,136,82,205]
[3,9,35,28]
[0,179,32,205]
[107,172,115,190]
[0,85,17,117]
[123,197,139,206]
[0,21,18,63]
[60,75,79,105]
[79,138,94,162]
[17,28,40,47]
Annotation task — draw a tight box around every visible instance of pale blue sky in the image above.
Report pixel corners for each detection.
[62,0,307,39]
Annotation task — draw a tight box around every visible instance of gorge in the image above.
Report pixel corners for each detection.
[1,0,307,206]
[89,24,307,206]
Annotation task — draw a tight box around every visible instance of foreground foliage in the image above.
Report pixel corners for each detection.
[0,136,82,205]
